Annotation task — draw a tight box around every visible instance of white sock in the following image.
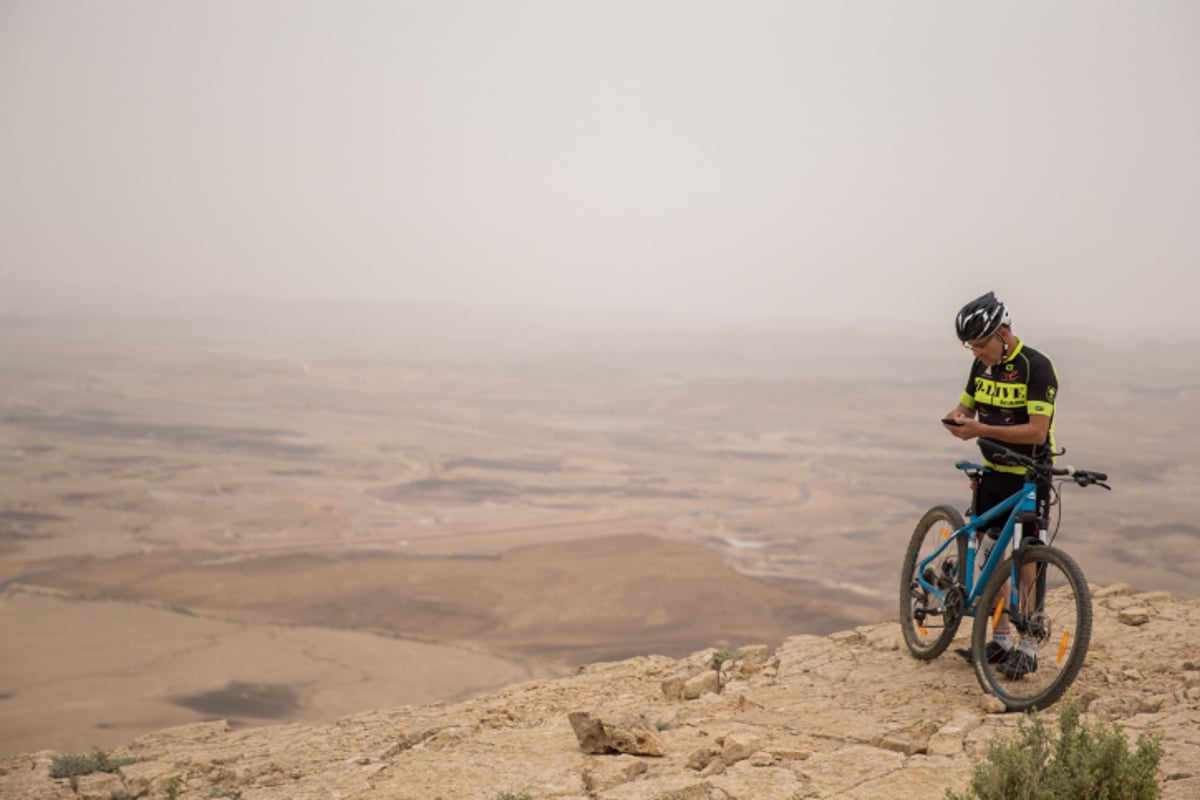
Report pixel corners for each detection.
[992,629,1013,649]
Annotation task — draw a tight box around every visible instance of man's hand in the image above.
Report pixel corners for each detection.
[950,419,981,440]
[943,414,978,440]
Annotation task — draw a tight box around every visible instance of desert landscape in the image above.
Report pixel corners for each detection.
[1,297,1197,758]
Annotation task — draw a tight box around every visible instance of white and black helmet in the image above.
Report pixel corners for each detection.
[955,291,1011,342]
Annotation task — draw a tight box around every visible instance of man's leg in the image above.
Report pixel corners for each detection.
[999,478,1052,678]
[956,470,1025,664]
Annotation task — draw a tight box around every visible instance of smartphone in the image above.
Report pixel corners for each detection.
[941,417,964,426]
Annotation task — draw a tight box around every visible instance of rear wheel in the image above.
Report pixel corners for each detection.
[971,544,1092,711]
[900,505,966,659]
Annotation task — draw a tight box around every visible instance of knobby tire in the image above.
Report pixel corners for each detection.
[971,544,1092,711]
[900,504,966,660]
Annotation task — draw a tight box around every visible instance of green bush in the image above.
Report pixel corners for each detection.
[49,748,135,779]
[711,647,746,671]
[947,697,1163,800]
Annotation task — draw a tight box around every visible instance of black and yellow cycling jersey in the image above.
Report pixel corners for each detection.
[959,340,1058,474]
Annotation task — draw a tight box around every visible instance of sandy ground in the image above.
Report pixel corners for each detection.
[1,305,1196,756]
[0,588,541,756]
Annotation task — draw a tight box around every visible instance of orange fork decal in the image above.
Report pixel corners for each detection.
[1057,632,1071,664]
[992,597,1006,628]
[941,527,952,538]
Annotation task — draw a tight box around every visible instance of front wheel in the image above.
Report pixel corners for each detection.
[971,544,1092,711]
[899,504,966,660]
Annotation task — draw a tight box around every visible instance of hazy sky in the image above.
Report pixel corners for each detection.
[2,1,1197,329]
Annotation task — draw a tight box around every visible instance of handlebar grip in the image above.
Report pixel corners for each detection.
[1072,469,1110,486]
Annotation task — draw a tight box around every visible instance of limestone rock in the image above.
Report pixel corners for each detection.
[685,746,720,771]
[596,774,714,800]
[117,759,175,794]
[569,711,665,756]
[928,713,984,756]
[582,755,650,792]
[1119,605,1152,626]
[74,771,124,800]
[720,730,764,764]
[661,675,688,701]
[710,762,806,800]
[682,670,720,699]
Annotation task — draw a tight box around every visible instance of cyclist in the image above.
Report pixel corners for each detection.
[942,291,1059,678]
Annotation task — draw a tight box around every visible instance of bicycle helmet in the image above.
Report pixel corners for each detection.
[955,291,1011,342]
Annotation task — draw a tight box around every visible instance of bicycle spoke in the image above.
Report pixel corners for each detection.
[900,505,966,659]
[972,547,1092,711]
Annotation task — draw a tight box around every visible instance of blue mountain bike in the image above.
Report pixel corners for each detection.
[899,442,1110,711]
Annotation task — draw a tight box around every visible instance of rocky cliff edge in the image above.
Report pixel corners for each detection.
[2,584,1197,800]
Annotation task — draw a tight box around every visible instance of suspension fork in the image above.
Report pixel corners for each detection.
[1005,510,1047,631]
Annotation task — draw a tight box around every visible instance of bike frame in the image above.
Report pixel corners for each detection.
[915,460,1043,615]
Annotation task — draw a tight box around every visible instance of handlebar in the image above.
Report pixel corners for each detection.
[979,441,1111,490]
